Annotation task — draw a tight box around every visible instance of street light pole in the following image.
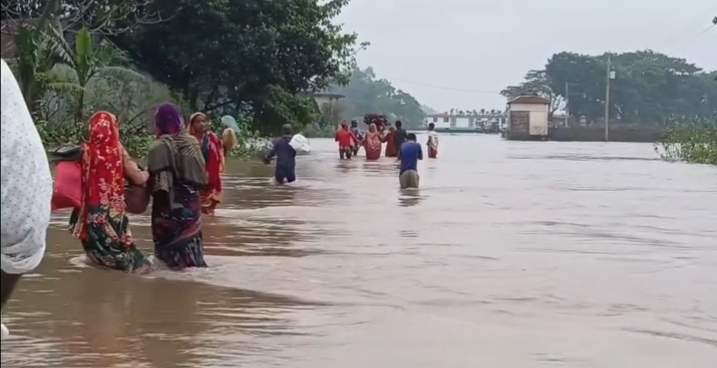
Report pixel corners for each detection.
[604,55,611,142]
[564,80,569,127]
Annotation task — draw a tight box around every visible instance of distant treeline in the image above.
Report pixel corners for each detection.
[502,50,717,126]
[2,0,360,137]
[327,67,425,128]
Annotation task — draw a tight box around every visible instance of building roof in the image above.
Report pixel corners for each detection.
[507,96,550,105]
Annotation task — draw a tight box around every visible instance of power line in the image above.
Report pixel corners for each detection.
[663,11,717,53]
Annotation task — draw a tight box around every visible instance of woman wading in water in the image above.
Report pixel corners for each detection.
[147,103,209,270]
[70,111,152,273]
[363,123,382,160]
[188,112,224,215]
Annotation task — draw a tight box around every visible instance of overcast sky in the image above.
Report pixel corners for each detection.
[336,0,717,112]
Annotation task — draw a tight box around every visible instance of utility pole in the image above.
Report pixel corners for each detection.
[564,81,569,127]
[604,55,611,142]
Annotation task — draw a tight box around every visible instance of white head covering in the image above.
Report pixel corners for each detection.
[1,59,52,274]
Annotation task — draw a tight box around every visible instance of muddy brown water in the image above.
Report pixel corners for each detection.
[2,135,717,367]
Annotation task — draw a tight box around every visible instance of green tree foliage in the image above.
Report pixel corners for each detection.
[254,86,319,135]
[114,0,358,132]
[47,27,145,121]
[505,51,716,125]
[500,69,563,118]
[1,0,160,34]
[542,51,716,124]
[13,25,56,108]
[329,67,425,128]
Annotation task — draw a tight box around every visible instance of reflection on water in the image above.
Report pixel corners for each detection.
[3,135,717,367]
[398,190,424,207]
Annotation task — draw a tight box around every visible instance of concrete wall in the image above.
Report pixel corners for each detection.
[548,126,665,142]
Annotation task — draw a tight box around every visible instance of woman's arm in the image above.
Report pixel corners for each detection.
[123,148,149,185]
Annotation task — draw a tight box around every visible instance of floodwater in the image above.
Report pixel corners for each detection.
[2,135,717,367]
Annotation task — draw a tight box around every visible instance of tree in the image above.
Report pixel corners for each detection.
[114,0,358,132]
[46,27,144,122]
[501,69,563,119]
[5,0,153,119]
[328,67,425,128]
[318,100,345,127]
[1,0,161,35]
[541,50,716,125]
[13,25,55,108]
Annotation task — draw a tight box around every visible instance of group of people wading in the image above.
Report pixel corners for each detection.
[2,54,440,284]
[335,119,440,189]
[63,112,440,274]
[62,104,231,273]
[1,57,443,340]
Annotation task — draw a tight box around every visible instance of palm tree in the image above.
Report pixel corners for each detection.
[46,27,144,122]
[14,24,144,123]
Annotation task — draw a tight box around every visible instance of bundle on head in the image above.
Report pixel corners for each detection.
[222,128,237,155]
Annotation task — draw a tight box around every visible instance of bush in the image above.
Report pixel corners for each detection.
[658,122,717,165]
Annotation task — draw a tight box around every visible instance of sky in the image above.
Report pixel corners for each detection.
[335,0,717,112]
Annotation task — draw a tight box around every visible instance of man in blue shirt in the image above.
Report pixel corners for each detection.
[399,133,422,189]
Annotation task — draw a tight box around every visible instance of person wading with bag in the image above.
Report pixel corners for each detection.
[264,124,298,184]
[147,103,209,270]
[69,111,152,273]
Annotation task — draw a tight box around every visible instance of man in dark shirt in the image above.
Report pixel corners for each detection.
[399,133,422,189]
[264,124,297,184]
[394,120,409,151]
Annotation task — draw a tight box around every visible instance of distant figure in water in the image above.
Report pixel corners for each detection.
[399,133,423,189]
[427,122,439,158]
[383,124,398,157]
[264,124,297,184]
[222,127,237,157]
[350,120,363,156]
[335,121,354,160]
[363,123,382,160]
[394,120,409,158]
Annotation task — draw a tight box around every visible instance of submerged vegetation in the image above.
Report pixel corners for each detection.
[658,123,717,165]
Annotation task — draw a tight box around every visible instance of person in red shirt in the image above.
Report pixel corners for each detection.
[382,125,398,157]
[335,121,354,159]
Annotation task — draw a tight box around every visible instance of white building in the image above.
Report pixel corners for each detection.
[423,113,502,132]
[505,96,550,140]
